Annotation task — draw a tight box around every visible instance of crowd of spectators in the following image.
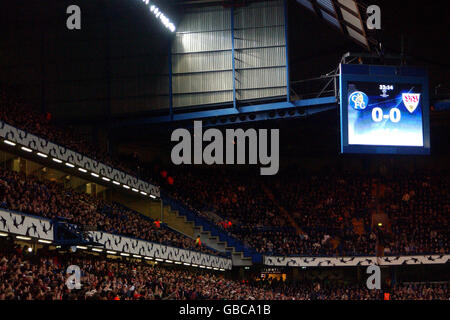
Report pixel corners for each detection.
[0,242,447,300]
[163,166,448,257]
[0,88,447,259]
[0,166,221,256]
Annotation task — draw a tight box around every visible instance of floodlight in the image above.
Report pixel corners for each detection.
[3,140,16,146]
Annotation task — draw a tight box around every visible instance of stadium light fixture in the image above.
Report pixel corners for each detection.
[76,246,88,250]
[206,266,212,270]
[143,1,176,32]
[0,232,8,237]
[120,253,130,257]
[90,173,99,178]
[78,168,87,173]
[106,250,117,255]
[132,188,139,192]
[297,0,372,50]
[3,140,16,146]
[102,177,111,182]
[174,261,182,265]
[155,258,164,262]
[183,263,191,266]
[337,0,358,13]
[65,162,75,168]
[199,265,206,269]
[92,248,103,252]
[21,146,32,152]
[165,260,173,263]
[133,254,142,258]
[144,256,153,260]
[37,152,48,158]
[16,236,32,240]
[38,239,52,244]
[213,267,219,270]
[112,181,120,185]
[219,268,225,271]
[52,158,63,163]
[150,195,157,199]
[140,191,147,196]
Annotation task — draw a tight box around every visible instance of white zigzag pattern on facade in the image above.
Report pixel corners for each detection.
[263,255,450,267]
[88,231,232,270]
[0,209,54,240]
[0,121,160,197]
[0,209,231,269]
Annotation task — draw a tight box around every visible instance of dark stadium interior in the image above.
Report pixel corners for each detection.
[0,0,448,302]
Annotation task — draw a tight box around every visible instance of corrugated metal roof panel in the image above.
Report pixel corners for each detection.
[234,26,285,49]
[234,0,284,29]
[172,51,232,74]
[173,30,232,54]
[176,6,231,33]
[236,67,286,90]
[173,70,233,94]
[235,46,286,69]
[173,91,233,108]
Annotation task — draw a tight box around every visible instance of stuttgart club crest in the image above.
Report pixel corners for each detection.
[402,93,421,113]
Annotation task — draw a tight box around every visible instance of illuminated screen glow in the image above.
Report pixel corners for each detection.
[347,82,424,147]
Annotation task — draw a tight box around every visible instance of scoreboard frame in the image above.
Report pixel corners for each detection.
[339,63,430,155]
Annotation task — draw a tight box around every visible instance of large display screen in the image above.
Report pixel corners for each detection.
[347,82,423,146]
[340,64,430,154]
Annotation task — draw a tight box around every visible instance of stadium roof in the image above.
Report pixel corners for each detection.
[296,0,377,50]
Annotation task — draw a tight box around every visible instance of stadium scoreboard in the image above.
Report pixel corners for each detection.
[340,64,430,155]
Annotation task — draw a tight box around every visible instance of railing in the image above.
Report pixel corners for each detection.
[161,193,263,263]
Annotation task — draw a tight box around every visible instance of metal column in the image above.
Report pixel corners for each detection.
[231,6,237,110]
[168,41,174,121]
[284,0,290,102]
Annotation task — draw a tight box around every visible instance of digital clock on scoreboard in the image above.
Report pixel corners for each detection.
[340,64,430,155]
